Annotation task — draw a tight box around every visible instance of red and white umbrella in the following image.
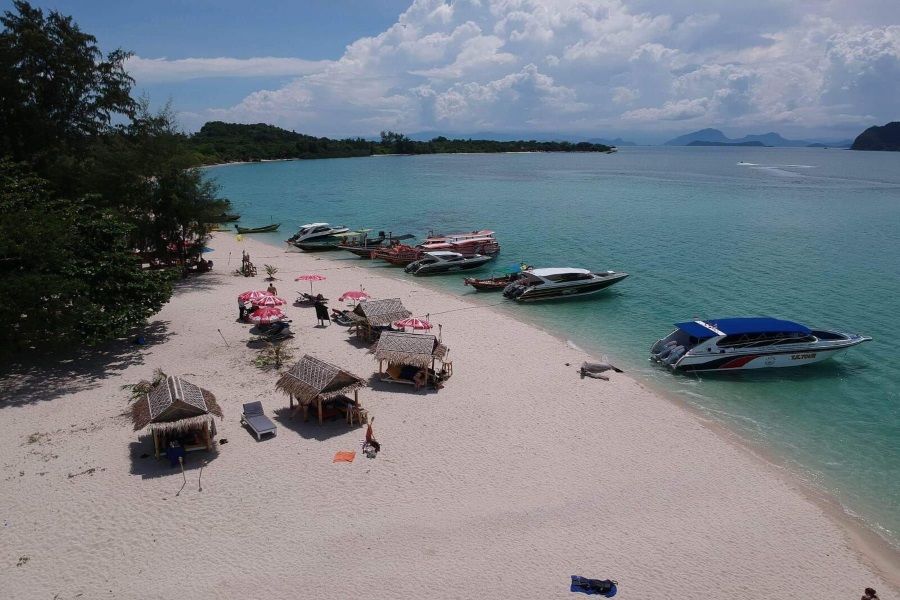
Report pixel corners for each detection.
[338,290,371,303]
[393,317,433,331]
[294,274,326,294]
[251,295,287,307]
[238,290,273,303]
[248,306,287,324]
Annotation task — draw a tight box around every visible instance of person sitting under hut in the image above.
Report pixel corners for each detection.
[413,368,428,391]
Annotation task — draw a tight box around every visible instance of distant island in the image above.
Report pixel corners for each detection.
[850,122,900,151]
[664,128,852,148]
[189,122,613,164]
[686,140,768,147]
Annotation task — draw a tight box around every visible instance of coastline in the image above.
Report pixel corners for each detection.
[1,231,897,599]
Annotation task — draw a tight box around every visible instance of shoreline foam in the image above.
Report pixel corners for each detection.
[1,231,897,599]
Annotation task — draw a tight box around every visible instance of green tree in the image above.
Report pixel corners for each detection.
[0,1,136,195]
[0,159,176,352]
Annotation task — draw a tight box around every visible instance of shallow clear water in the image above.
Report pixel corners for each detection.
[210,147,900,547]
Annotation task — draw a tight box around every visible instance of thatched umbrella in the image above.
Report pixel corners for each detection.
[131,376,224,459]
[373,331,449,385]
[346,298,412,341]
[275,355,367,424]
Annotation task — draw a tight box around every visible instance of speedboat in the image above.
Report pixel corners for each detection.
[650,318,872,371]
[286,223,349,247]
[502,268,628,301]
[404,251,494,275]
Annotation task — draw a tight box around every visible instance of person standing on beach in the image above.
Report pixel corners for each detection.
[267,282,277,296]
[862,588,879,600]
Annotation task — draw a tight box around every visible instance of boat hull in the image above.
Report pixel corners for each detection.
[464,274,517,290]
[235,223,281,234]
[670,344,862,371]
[406,256,494,275]
[291,241,343,252]
[510,272,628,301]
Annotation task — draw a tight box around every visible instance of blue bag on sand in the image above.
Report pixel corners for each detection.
[570,576,617,597]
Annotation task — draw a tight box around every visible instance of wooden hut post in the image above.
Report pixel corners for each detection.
[153,429,160,460]
[204,421,211,451]
[317,396,323,425]
[289,393,294,409]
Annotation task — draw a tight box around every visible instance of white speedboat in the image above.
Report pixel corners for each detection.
[286,223,349,246]
[650,318,872,371]
[404,251,494,275]
[502,268,628,301]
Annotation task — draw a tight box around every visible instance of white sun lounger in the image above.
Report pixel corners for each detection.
[241,401,277,441]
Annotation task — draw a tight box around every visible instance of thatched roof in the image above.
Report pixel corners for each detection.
[349,298,412,327]
[131,376,223,433]
[275,354,367,405]
[373,331,448,368]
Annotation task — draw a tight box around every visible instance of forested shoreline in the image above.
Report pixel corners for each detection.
[189,122,613,164]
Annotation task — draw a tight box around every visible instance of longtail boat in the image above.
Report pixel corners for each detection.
[235,223,281,234]
[463,273,519,290]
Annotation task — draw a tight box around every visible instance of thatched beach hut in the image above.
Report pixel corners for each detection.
[373,331,449,386]
[275,355,368,425]
[347,298,412,342]
[131,376,224,459]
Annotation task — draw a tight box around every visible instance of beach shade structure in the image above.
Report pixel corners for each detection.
[393,317,433,331]
[373,331,449,388]
[295,274,326,294]
[130,375,224,460]
[248,306,288,325]
[238,289,274,303]
[251,295,288,308]
[338,290,371,303]
[276,355,367,425]
[347,298,412,343]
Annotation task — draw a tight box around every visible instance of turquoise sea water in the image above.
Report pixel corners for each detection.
[210,147,900,548]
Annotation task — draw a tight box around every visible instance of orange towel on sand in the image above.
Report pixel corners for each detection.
[333,451,356,463]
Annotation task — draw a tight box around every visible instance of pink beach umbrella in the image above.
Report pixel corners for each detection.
[338,290,371,303]
[393,317,433,331]
[251,295,287,307]
[295,274,326,294]
[238,290,273,303]
[248,306,287,325]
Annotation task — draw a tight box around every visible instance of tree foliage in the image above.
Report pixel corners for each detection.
[0,159,176,351]
[0,0,136,195]
[0,2,228,354]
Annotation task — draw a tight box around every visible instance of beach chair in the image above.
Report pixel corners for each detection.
[381,364,417,385]
[241,401,277,441]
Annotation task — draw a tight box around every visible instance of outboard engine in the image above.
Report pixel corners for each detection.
[502,282,520,297]
[404,261,420,274]
[652,340,678,361]
[665,345,686,366]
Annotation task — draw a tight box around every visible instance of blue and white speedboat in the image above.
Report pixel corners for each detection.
[650,318,871,371]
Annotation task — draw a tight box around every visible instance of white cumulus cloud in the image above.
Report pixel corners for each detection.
[167,0,900,140]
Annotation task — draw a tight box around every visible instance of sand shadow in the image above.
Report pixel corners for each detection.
[0,320,174,409]
[271,407,365,441]
[171,271,227,297]
[365,372,437,394]
[128,437,222,480]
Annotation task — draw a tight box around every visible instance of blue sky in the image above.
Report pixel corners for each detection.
[7,1,899,142]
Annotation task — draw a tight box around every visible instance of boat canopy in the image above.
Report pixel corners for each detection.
[529,268,591,277]
[676,318,812,339]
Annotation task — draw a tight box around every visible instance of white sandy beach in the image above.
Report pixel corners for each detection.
[1,232,898,599]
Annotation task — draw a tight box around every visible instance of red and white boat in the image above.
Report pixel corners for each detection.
[372,229,501,265]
